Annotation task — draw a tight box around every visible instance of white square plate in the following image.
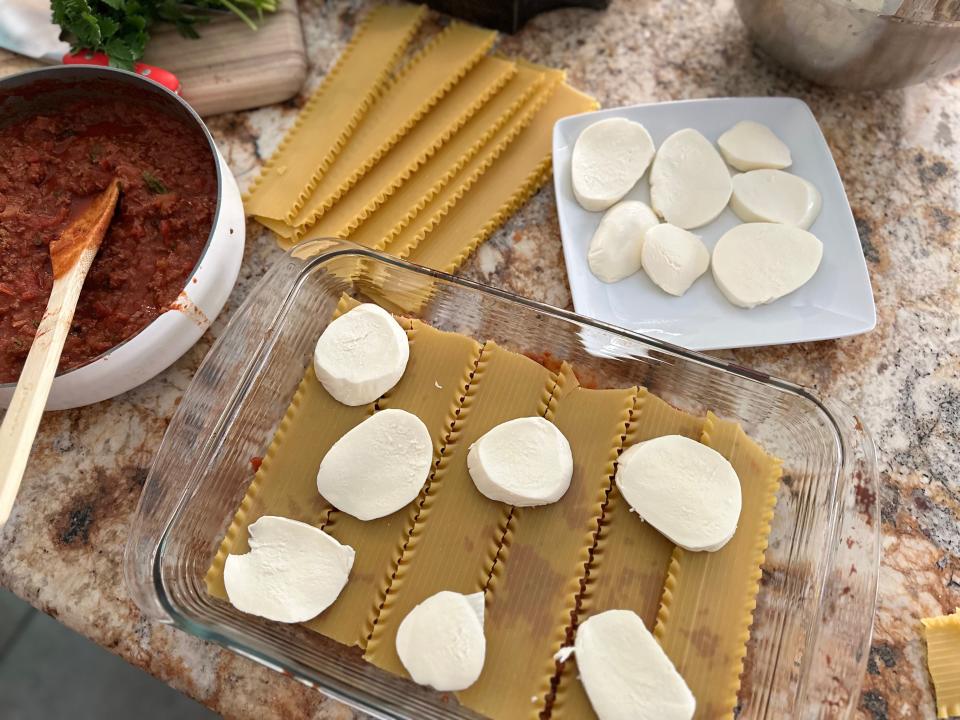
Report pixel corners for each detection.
[553,97,876,351]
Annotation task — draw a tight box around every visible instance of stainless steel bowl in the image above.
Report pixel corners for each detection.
[735,0,960,89]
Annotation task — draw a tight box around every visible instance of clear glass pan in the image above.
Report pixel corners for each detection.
[124,239,879,719]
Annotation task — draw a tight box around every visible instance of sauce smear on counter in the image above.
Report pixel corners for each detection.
[0,95,217,383]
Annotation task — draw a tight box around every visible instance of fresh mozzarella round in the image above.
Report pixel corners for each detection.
[223,516,355,623]
[574,609,695,720]
[717,120,792,171]
[702,528,738,553]
[395,590,486,691]
[730,169,822,229]
[615,435,741,552]
[650,128,732,229]
[587,201,660,283]
[640,224,710,297]
[316,409,432,520]
[467,416,573,506]
[313,303,410,406]
[572,118,655,212]
[712,223,824,308]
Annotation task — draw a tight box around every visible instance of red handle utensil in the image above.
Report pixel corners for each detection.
[62,51,181,95]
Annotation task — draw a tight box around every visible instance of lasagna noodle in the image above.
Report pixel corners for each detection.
[310,321,483,646]
[549,391,705,719]
[244,4,425,223]
[653,412,782,719]
[362,342,560,675]
[206,297,484,646]
[353,73,557,310]
[406,81,599,273]
[383,76,557,259]
[305,62,547,249]
[205,294,374,599]
[301,56,516,242]
[922,609,960,719]
[458,371,638,720]
[290,23,497,230]
[255,213,298,240]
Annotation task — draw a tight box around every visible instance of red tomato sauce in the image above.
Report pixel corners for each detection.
[0,95,217,383]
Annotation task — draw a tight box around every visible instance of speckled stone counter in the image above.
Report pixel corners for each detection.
[0,1,957,718]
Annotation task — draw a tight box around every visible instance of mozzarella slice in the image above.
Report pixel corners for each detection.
[223,516,355,623]
[574,609,695,720]
[650,128,732,229]
[712,223,824,308]
[587,200,660,283]
[395,590,486,691]
[572,118,655,212]
[615,435,741,551]
[316,409,432,520]
[717,120,792,171]
[467,416,573,506]
[640,223,710,297]
[730,169,822,229]
[313,303,410,406]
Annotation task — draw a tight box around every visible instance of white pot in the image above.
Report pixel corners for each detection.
[0,66,245,410]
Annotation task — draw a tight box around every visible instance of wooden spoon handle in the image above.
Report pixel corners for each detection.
[0,245,98,525]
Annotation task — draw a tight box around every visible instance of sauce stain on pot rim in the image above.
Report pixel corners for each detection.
[170,291,210,328]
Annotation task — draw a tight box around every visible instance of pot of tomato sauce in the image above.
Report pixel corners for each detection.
[0,66,244,410]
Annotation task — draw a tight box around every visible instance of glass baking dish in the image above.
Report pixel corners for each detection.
[124,239,879,719]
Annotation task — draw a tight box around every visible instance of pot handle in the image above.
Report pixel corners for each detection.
[62,51,181,95]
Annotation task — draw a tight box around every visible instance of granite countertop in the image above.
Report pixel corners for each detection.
[1,0,958,718]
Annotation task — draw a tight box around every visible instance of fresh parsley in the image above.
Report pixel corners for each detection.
[142,171,168,194]
[51,0,278,70]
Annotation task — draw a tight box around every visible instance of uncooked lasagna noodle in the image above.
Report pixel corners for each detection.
[242,5,601,278]
[206,295,371,598]
[289,22,497,231]
[362,341,561,672]
[653,413,782,719]
[458,369,638,718]
[206,297,484,647]
[922,609,960,718]
[243,4,425,223]
[297,56,516,242]
[310,317,484,645]
[548,391,706,718]
[406,81,598,273]
[311,62,549,250]
[381,74,558,259]
[207,304,782,720]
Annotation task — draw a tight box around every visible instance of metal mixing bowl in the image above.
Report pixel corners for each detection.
[735,0,960,89]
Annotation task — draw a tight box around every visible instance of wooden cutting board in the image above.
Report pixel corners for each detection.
[0,0,306,117]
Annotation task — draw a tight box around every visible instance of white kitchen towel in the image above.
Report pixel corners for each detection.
[0,0,70,62]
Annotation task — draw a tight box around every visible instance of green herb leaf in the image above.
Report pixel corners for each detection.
[97,15,120,38]
[127,13,147,31]
[142,171,168,194]
[78,10,102,45]
[105,36,136,66]
[51,0,277,66]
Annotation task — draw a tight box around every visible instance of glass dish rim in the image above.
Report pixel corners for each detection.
[134,239,881,719]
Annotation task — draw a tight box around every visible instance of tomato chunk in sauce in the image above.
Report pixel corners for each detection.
[0,95,217,384]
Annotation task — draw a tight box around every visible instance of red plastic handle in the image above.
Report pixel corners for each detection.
[62,51,181,96]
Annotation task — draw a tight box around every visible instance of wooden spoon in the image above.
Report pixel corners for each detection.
[0,180,121,526]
